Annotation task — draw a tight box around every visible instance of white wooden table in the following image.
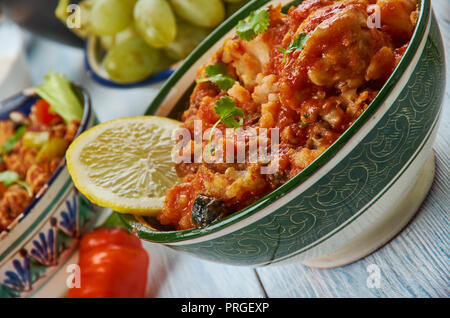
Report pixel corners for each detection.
[24,0,449,298]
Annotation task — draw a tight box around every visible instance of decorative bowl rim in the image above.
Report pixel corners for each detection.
[120,0,430,243]
[0,83,92,239]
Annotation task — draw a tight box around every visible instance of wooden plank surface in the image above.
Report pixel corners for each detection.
[143,242,267,298]
[23,0,449,298]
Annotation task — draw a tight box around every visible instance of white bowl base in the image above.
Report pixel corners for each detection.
[302,152,436,269]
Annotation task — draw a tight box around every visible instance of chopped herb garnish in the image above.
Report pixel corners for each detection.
[278,33,310,62]
[298,121,308,128]
[197,62,236,91]
[0,171,32,196]
[236,7,270,41]
[214,96,245,129]
[17,180,33,196]
[1,125,27,154]
[208,96,245,151]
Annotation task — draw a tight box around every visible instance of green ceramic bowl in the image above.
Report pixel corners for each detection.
[121,0,445,267]
[0,85,102,297]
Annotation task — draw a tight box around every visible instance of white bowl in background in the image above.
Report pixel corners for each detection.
[0,20,31,100]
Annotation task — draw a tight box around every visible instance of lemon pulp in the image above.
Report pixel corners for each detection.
[66,116,181,215]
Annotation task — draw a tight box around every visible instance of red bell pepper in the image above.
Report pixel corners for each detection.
[67,228,149,298]
[34,99,62,125]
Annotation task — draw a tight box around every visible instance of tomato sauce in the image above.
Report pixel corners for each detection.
[158,0,418,230]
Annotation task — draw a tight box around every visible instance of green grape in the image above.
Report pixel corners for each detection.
[115,25,138,45]
[170,0,225,28]
[223,0,244,2]
[226,0,250,17]
[90,0,135,36]
[155,53,176,73]
[103,37,161,83]
[134,0,177,48]
[164,22,210,61]
[100,36,115,50]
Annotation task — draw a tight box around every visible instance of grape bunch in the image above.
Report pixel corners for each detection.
[56,0,250,83]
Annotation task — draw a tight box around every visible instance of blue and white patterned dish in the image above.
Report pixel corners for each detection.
[0,85,102,298]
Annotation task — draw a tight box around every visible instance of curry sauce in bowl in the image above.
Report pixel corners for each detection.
[157,0,419,231]
[120,0,445,267]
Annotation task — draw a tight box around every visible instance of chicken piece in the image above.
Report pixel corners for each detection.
[287,0,335,32]
[279,0,393,113]
[252,74,278,105]
[25,158,60,195]
[0,120,15,146]
[227,82,257,113]
[288,146,327,178]
[223,38,263,89]
[50,123,67,139]
[303,2,392,89]
[221,5,278,89]
[260,100,280,128]
[64,120,81,142]
[3,146,38,179]
[377,0,417,44]
[223,165,268,201]
[365,46,395,81]
[159,169,208,230]
[0,185,32,230]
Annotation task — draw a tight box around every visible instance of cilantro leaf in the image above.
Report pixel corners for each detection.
[1,125,27,154]
[278,32,310,62]
[205,63,228,76]
[214,96,245,126]
[236,8,270,41]
[208,96,245,151]
[17,180,33,196]
[197,63,236,91]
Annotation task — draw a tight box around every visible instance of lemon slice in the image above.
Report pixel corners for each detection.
[66,116,181,215]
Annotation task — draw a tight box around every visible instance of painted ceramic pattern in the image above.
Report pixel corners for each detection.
[0,87,100,297]
[0,187,99,298]
[170,15,445,266]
